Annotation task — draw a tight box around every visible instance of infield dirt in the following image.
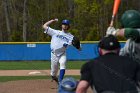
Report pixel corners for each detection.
[0,70,92,93]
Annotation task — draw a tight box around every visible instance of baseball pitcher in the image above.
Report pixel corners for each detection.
[42,19,81,84]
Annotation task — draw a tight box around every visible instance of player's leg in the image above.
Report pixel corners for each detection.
[59,53,66,82]
[50,52,59,82]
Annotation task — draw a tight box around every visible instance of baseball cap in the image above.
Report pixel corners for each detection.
[58,77,77,93]
[62,20,70,25]
[98,35,120,50]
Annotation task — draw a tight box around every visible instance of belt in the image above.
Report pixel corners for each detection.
[51,50,65,57]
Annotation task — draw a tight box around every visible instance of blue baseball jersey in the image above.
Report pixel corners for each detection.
[44,27,74,56]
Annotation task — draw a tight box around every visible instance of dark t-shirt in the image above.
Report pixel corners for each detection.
[80,53,140,93]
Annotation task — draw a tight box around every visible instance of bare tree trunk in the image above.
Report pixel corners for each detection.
[47,0,50,20]
[138,0,140,11]
[3,0,11,41]
[67,0,74,18]
[0,26,2,41]
[0,1,3,41]
[23,0,27,42]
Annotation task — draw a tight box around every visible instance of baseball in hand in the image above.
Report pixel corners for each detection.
[54,18,58,21]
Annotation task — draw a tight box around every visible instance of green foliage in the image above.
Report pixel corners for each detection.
[86,27,100,41]
[11,30,23,41]
[0,0,139,41]
[104,0,113,5]
[90,1,99,15]
[70,29,80,37]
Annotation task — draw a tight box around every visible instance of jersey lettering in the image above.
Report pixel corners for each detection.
[56,35,69,43]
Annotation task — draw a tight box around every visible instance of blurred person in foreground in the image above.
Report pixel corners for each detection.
[106,10,140,64]
[76,35,140,93]
[58,77,78,93]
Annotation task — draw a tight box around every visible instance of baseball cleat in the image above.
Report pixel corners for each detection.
[51,76,59,84]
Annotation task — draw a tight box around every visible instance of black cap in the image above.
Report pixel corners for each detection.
[98,35,120,50]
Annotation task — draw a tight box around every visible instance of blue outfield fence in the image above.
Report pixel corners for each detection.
[0,42,125,61]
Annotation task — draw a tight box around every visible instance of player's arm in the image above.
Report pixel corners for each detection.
[42,18,58,30]
[76,80,89,93]
[42,19,59,36]
[76,62,91,93]
[116,28,140,40]
[106,27,140,40]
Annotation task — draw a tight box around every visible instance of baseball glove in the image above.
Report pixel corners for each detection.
[72,36,80,49]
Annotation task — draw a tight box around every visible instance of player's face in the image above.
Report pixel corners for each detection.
[62,24,69,31]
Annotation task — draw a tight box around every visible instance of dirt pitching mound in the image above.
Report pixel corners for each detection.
[0,79,92,93]
[0,79,58,93]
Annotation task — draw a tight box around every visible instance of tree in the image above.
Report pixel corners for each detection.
[23,0,27,41]
[0,0,140,41]
[3,0,11,41]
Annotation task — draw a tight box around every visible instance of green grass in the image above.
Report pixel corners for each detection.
[0,76,80,82]
[0,61,86,70]
[0,61,85,82]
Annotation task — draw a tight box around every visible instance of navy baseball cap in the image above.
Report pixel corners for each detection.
[62,20,70,25]
[98,35,120,50]
[58,77,77,93]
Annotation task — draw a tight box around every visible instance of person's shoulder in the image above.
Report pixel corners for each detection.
[56,30,61,33]
[93,55,106,61]
[84,59,95,65]
[67,32,74,37]
[53,30,61,34]
[124,28,140,40]
[48,27,59,32]
[119,55,135,62]
[81,60,94,69]
[121,56,140,67]
[88,59,94,62]
[119,55,131,59]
